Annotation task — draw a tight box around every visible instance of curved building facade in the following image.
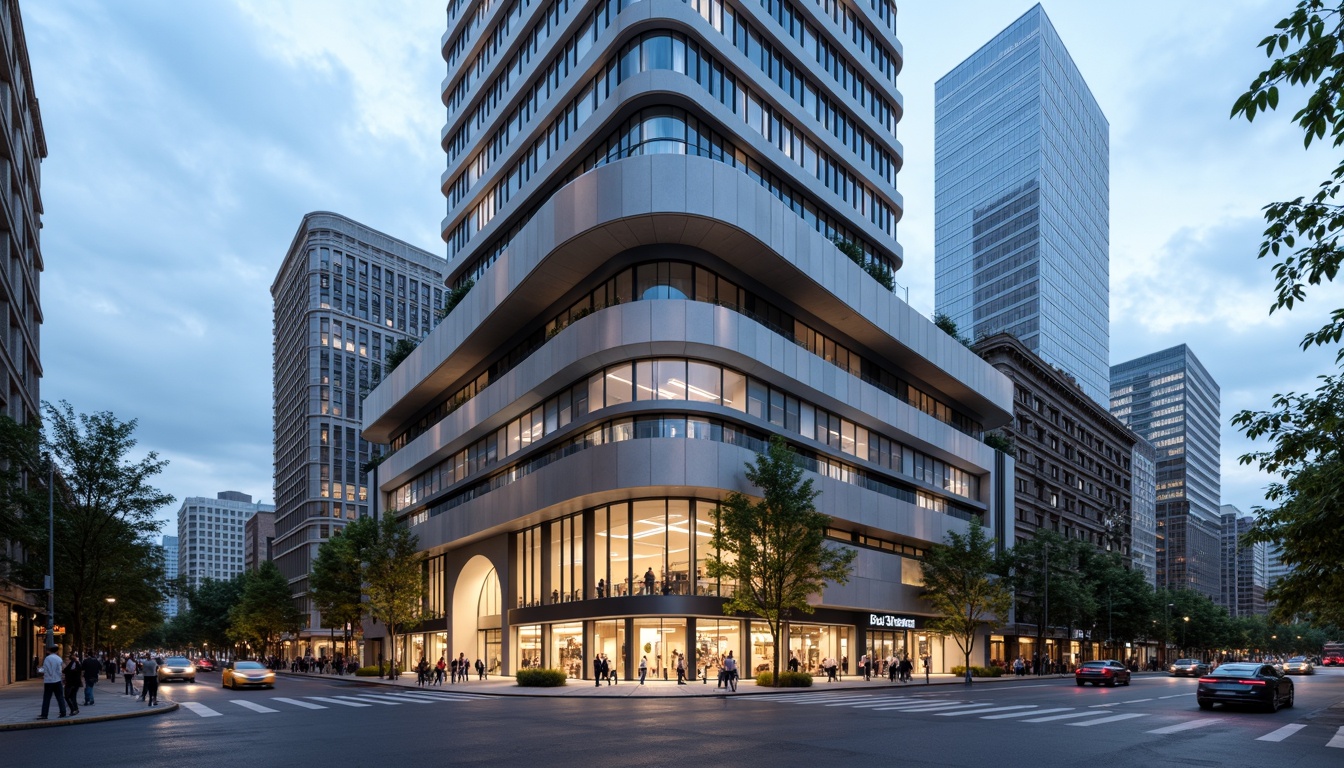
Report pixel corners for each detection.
[362,0,1015,680]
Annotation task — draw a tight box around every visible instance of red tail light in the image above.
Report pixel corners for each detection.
[1102,669,1112,676]
[1197,677,1217,683]
[1237,679,1266,686]
[1074,668,1084,675]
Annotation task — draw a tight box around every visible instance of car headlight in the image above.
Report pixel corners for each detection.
[186,666,195,673]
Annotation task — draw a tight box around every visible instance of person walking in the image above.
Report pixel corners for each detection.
[123,655,138,695]
[62,654,82,716]
[676,652,687,684]
[638,655,648,684]
[435,656,446,685]
[899,655,913,683]
[457,653,468,684]
[643,568,656,595]
[140,655,160,706]
[105,654,117,683]
[861,654,871,681]
[593,654,604,687]
[1013,656,1025,677]
[475,658,486,680]
[37,645,67,720]
[601,654,614,685]
[723,651,737,692]
[82,651,101,706]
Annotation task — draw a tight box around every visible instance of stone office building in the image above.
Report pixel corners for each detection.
[359,1,1016,681]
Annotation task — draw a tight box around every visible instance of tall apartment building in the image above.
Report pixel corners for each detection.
[1265,541,1293,590]
[360,0,1017,679]
[243,510,275,573]
[934,4,1110,405]
[272,212,446,651]
[176,492,274,600]
[1130,439,1158,587]
[1219,505,1266,618]
[1110,345,1221,600]
[0,0,47,687]
[161,535,179,619]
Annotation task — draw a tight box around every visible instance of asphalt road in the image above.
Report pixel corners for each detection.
[7,668,1342,766]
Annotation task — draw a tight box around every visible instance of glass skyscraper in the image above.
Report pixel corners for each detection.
[934,4,1110,405]
[1110,345,1221,600]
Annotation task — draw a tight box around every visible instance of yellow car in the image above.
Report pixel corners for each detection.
[222,660,276,690]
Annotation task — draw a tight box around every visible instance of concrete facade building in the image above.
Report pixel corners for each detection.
[176,492,274,599]
[271,212,447,649]
[244,511,276,573]
[934,4,1110,405]
[360,0,1017,679]
[1110,345,1221,600]
[0,0,47,687]
[1219,504,1266,618]
[161,535,179,619]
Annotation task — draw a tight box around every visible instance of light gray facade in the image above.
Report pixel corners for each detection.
[162,535,179,619]
[360,1,1016,679]
[1219,505,1266,618]
[934,4,1110,405]
[271,212,447,643]
[176,492,274,605]
[1130,439,1158,587]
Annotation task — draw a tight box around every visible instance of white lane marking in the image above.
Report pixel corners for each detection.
[180,702,222,718]
[230,700,279,713]
[1146,719,1222,735]
[305,696,371,708]
[1255,723,1306,742]
[936,705,1038,717]
[272,698,326,710]
[871,701,972,712]
[1328,726,1344,749]
[1069,713,1147,727]
[983,707,1074,720]
[333,695,402,705]
[1023,711,1112,723]
[1157,694,1186,700]
[357,693,433,704]
[1088,703,1118,708]
[1120,698,1153,704]
[848,698,921,708]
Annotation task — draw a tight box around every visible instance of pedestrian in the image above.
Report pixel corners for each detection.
[140,655,160,706]
[37,645,68,720]
[788,651,799,673]
[63,654,82,715]
[676,652,687,684]
[643,567,656,595]
[458,653,468,683]
[105,654,117,682]
[601,654,614,685]
[723,650,737,692]
[435,656,446,685]
[597,578,606,599]
[861,653,871,681]
[123,655,138,695]
[888,655,898,683]
[638,655,648,684]
[1013,656,1025,677]
[82,650,101,706]
[899,655,913,683]
[593,654,604,687]
[475,658,486,680]
[415,656,428,687]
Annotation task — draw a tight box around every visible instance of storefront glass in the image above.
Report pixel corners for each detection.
[632,500,665,595]
[695,619,740,680]
[634,618,686,681]
[592,619,626,679]
[749,621,775,678]
[516,624,542,671]
[552,622,585,678]
[790,624,849,677]
[866,630,906,675]
[548,515,583,604]
[481,629,501,674]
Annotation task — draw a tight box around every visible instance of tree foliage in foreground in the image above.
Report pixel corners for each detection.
[920,521,1010,679]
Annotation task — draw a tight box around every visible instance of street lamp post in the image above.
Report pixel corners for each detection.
[45,456,55,652]
[105,598,117,655]
[1182,616,1190,656]
[1164,603,1174,667]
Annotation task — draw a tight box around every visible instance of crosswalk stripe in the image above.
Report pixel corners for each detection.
[333,695,402,705]
[1069,713,1146,727]
[983,707,1073,720]
[1120,698,1153,704]
[1327,726,1344,749]
[230,700,279,714]
[1088,703,1118,708]
[849,698,921,708]
[306,696,371,708]
[272,698,326,710]
[937,705,1038,717]
[388,693,450,701]
[1023,711,1110,723]
[823,697,886,706]
[1146,719,1221,735]
[358,693,433,704]
[181,702,222,718]
[872,701,972,712]
[1255,724,1306,742]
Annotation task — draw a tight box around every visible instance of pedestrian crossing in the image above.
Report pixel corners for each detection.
[177,690,488,718]
[747,691,1344,749]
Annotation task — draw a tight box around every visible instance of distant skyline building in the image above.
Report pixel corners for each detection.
[271,212,446,654]
[934,3,1111,405]
[1110,345,1221,601]
[244,510,275,573]
[1264,540,1293,595]
[176,492,273,604]
[161,535,179,619]
[1130,439,1158,587]
[1219,504,1266,618]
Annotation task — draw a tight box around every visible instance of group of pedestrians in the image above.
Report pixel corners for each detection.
[38,648,162,720]
[415,652,484,686]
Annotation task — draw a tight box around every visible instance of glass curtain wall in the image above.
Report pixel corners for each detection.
[517,625,542,670]
[634,618,687,681]
[552,622,585,678]
[592,619,627,679]
[548,515,583,604]
[695,619,741,681]
[790,624,849,677]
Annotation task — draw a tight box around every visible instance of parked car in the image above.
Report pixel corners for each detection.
[1169,659,1209,677]
[1197,662,1294,712]
[1075,660,1132,687]
[193,657,216,673]
[1321,655,1343,667]
[158,656,197,683]
[1283,657,1314,675]
[222,660,276,690]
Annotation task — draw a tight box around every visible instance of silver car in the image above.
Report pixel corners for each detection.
[1283,656,1314,675]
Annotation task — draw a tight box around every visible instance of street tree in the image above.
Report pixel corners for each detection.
[363,513,424,677]
[228,561,302,658]
[310,526,366,661]
[1000,531,1085,667]
[1231,0,1344,630]
[707,436,855,685]
[920,520,1011,683]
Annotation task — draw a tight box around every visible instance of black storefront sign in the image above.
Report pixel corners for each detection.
[867,613,923,630]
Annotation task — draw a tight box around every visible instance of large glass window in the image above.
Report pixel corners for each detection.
[696,619,741,682]
[790,624,850,677]
[552,622,584,679]
[631,500,666,595]
[634,618,686,682]
[516,625,542,672]
[666,499,692,596]
[546,515,582,604]
[517,528,541,608]
[592,620,626,680]
[750,621,775,678]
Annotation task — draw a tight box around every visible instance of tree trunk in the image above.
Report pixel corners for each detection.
[771,621,781,686]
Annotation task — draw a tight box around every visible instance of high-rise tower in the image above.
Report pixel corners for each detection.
[360,0,1015,677]
[934,4,1110,405]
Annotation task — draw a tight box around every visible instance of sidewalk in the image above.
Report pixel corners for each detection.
[283,668,1164,698]
[0,678,178,731]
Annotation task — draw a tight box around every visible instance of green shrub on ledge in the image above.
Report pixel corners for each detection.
[755,671,813,687]
[950,665,1005,677]
[516,668,568,687]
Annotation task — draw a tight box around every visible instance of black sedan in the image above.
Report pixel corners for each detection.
[1197,662,1294,712]
[1075,660,1131,687]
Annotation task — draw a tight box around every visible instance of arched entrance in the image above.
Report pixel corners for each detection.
[452,555,503,675]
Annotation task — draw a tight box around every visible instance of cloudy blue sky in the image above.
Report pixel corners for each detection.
[23,1,1342,533]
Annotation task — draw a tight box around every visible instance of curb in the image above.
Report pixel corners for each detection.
[0,700,179,731]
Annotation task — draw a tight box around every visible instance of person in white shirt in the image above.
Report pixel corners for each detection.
[38,646,67,719]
